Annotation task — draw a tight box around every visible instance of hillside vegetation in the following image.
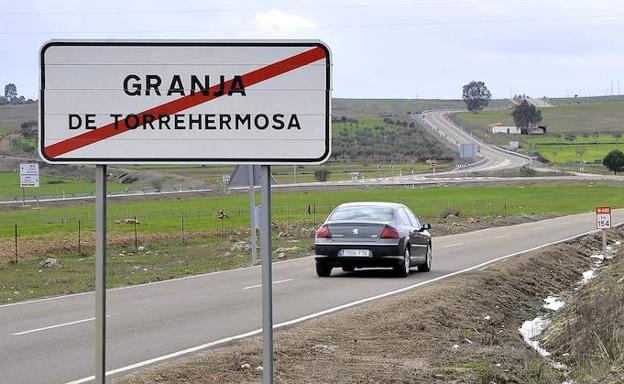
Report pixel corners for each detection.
[453,99,624,165]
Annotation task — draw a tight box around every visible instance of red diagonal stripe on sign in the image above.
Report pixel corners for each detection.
[44,46,327,158]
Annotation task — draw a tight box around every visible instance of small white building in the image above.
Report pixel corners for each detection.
[491,125,521,135]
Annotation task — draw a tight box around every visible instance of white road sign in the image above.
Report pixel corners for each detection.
[20,174,40,188]
[40,40,331,164]
[596,207,611,229]
[20,163,39,175]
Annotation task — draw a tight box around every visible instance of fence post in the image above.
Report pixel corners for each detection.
[14,223,18,263]
[78,220,82,257]
[134,216,138,249]
[181,212,185,245]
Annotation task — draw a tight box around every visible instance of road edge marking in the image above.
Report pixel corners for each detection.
[64,223,621,384]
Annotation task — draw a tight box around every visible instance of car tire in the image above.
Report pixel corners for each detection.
[342,266,355,272]
[418,245,432,272]
[316,261,332,277]
[394,246,410,277]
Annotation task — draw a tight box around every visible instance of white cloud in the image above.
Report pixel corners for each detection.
[253,9,316,30]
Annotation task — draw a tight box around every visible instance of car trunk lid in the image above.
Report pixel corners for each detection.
[326,222,388,241]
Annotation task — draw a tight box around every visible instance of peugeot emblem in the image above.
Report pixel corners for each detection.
[352,228,359,236]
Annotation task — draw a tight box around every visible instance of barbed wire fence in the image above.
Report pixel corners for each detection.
[1,199,541,263]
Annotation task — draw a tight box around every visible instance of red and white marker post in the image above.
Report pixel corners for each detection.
[596,206,611,255]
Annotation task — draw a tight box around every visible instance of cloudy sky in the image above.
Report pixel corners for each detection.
[2,0,624,99]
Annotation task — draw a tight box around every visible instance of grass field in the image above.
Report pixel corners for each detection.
[333,98,510,118]
[531,143,624,163]
[0,172,127,200]
[124,160,449,186]
[455,101,624,135]
[1,181,623,304]
[453,101,624,164]
[1,181,622,240]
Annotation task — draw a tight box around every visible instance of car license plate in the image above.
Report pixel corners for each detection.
[339,249,371,257]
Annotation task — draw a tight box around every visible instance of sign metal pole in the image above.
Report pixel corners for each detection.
[603,229,607,255]
[95,165,107,384]
[248,165,257,265]
[260,165,274,384]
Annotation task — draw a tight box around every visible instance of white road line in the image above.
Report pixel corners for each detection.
[12,317,95,336]
[65,223,620,384]
[243,279,293,290]
[442,243,463,248]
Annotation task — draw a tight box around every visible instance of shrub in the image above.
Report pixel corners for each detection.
[314,169,331,182]
[520,165,537,177]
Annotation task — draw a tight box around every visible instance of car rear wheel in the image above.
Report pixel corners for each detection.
[418,245,432,272]
[316,261,332,277]
[394,247,410,277]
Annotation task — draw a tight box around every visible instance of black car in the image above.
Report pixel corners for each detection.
[314,202,432,277]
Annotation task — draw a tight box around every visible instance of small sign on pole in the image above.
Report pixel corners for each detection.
[596,206,611,256]
[596,206,611,229]
[19,163,40,207]
[20,174,40,188]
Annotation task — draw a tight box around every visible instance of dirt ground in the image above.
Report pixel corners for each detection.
[118,229,623,383]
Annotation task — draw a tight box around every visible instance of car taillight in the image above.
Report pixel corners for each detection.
[380,225,400,239]
[315,225,332,238]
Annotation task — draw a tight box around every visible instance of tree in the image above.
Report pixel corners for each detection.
[462,81,491,113]
[511,100,543,134]
[0,96,7,105]
[4,83,17,101]
[603,150,624,175]
[20,120,38,139]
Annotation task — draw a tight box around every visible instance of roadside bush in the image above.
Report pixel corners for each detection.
[9,138,35,153]
[150,179,163,192]
[314,169,331,182]
[520,165,537,177]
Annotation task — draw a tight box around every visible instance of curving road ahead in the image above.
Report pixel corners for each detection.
[420,110,530,174]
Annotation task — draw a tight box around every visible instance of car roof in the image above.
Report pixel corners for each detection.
[335,202,406,209]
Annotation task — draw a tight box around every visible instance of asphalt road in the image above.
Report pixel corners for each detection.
[1,209,622,384]
[420,110,529,173]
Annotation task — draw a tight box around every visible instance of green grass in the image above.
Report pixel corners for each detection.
[123,160,450,185]
[0,234,311,304]
[0,172,127,199]
[0,127,16,135]
[2,181,623,304]
[548,95,624,106]
[333,98,510,118]
[1,182,622,239]
[532,143,624,163]
[453,102,624,164]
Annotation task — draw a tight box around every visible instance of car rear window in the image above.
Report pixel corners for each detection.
[329,206,395,222]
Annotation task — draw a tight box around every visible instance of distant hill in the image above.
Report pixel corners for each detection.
[0,104,37,132]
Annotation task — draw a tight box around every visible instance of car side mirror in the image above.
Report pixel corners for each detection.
[420,223,432,231]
